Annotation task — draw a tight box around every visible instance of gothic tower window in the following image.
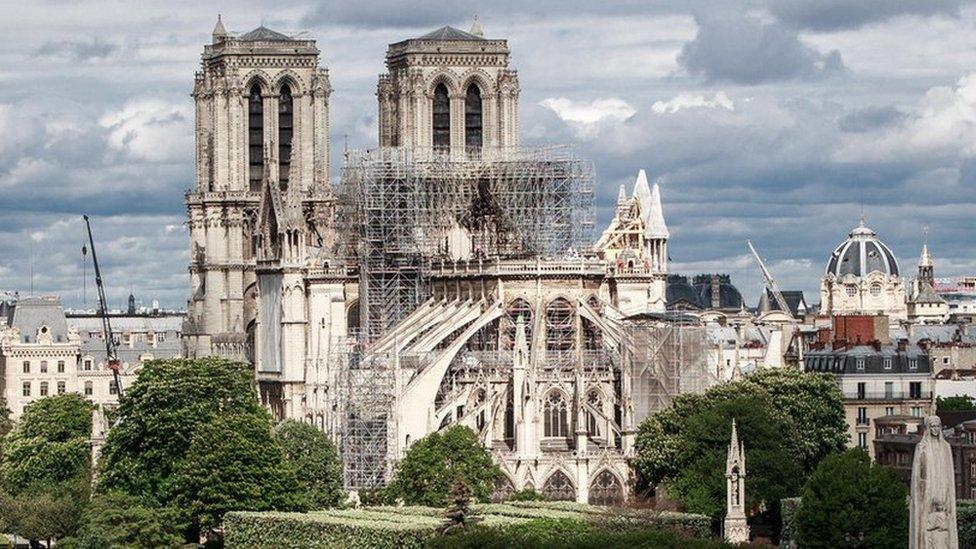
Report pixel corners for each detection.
[465,84,483,152]
[278,84,293,190]
[248,84,264,192]
[433,83,450,150]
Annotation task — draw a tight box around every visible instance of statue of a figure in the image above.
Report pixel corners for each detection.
[910,416,958,549]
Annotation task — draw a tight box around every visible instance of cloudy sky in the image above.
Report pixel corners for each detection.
[2,0,976,310]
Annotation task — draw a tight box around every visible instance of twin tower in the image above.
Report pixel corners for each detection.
[183,18,522,359]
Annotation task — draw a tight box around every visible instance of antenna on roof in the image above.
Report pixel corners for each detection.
[859,189,865,227]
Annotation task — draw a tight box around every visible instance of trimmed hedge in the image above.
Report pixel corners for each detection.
[959,499,976,549]
[225,503,714,548]
[224,511,435,548]
[784,497,976,548]
[779,497,801,549]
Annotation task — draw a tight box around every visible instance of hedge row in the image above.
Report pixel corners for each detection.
[223,511,435,548]
[225,503,713,547]
[782,497,976,548]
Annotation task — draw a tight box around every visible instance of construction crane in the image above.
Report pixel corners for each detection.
[83,215,123,397]
[747,240,791,316]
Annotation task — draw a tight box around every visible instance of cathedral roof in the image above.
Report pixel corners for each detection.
[826,221,899,278]
[417,25,486,41]
[239,26,294,42]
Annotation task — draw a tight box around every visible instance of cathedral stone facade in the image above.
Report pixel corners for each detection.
[184,19,682,504]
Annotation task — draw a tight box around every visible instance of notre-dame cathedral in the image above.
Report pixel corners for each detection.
[183,17,690,505]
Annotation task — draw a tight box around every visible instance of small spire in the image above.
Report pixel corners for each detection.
[470,15,484,37]
[212,14,228,42]
[919,226,933,268]
[615,183,628,217]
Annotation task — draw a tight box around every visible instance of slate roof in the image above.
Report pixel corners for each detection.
[239,26,294,42]
[759,289,808,317]
[9,297,70,343]
[912,282,947,304]
[666,275,702,309]
[826,223,899,277]
[803,345,931,375]
[417,26,486,41]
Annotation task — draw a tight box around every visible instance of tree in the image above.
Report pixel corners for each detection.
[441,478,482,534]
[60,491,185,549]
[634,369,848,497]
[795,449,908,548]
[937,395,976,412]
[387,426,500,506]
[173,411,306,531]
[97,357,269,505]
[664,392,802,520]
[275,419,344,509]
[0,394,93,545]
[1,393,93,494]
[747,368,848,474]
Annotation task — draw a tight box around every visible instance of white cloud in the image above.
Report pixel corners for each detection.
[651,91,735,114]
[540,97,635,125]
[835,72,976,162]
[539,97,635,138]
[99,98,192,163]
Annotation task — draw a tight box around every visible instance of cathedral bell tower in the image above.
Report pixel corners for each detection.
[184,17,333,361]
[377,20,520,158]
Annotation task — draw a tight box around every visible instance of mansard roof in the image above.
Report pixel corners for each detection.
[239,26,294,42]
[417,25,486,41]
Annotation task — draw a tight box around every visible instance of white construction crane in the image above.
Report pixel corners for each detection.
[747,240,791,315]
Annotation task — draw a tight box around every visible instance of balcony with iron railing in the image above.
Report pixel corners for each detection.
[845,390,932,401]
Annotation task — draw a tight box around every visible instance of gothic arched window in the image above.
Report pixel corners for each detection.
[433,83,450,150]
[542,470,575,501]
[465,84,483,152]
[588,470,623,506]
[543,391,569,438]
[546,298,576,352]
[278,83,293,190]
[248,84,264,192]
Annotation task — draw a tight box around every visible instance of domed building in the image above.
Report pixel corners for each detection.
[820,221,906,319]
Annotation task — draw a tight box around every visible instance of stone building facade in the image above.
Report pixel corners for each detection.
[804,342,933,459]
[183,20,694,504]
[183,20,334,362]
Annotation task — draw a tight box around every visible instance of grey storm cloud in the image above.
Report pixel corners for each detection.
[3,0,976,308]
[837,106,907,133]
[678,12,844,84]
[769,0,967,31]
[35,38,121,61]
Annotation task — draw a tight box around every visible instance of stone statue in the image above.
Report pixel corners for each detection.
[910,416,958,549]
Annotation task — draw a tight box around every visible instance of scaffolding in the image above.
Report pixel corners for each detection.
[335,145,594,490]
[621,313,716,424]
[339,146,595,342]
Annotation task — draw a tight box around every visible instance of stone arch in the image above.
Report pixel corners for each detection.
[491,474,517,503]
[425,69,461,97]
[542,469,576,501]
[588,469,624,506]
[241,70,273,95]
[459,69,496,98]
[272,70,306,96]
